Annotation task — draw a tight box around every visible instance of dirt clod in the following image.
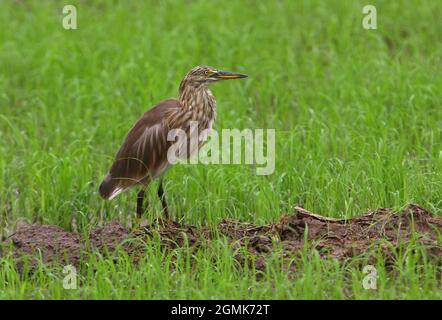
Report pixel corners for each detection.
[2,204,441,272]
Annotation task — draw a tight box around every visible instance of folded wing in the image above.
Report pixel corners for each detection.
[99,99,181,200]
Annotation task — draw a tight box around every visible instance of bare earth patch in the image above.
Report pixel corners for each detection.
[2,204,441,272]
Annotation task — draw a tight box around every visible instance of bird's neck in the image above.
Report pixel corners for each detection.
[178,82,216,115]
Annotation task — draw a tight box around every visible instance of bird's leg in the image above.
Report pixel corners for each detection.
[157,180,169,220]
[136,189,146,219]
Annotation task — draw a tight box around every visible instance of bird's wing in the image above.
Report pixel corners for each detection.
[99,99,181,200]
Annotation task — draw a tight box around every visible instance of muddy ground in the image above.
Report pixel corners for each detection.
[1,204,441,272]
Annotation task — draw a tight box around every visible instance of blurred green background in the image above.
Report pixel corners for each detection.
[1,0,442,300]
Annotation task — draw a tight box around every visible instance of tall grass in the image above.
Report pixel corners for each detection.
[0,0,441,299]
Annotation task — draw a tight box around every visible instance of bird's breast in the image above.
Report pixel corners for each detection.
[174,87,217,158]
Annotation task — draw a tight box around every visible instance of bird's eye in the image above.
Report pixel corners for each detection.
[204,70,211,76]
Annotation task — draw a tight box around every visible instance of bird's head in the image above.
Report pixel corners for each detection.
[182,66,248,87]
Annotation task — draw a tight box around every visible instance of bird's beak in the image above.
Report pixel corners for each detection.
[213,70,248,80]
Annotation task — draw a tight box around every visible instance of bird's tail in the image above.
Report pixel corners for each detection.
[99,173,124,200]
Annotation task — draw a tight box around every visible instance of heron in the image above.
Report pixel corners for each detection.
[99,66,248,220]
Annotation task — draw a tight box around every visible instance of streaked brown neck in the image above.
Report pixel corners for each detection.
[178,80,216,116]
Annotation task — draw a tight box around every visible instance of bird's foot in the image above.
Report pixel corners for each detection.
[130,213,179,234]
[129,214,151,233]
[156,216,180,228]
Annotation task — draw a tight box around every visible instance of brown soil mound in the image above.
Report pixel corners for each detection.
[2,204,441,272]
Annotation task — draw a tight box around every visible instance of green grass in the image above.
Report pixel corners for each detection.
[0,0,441,299]
[1,239,441,299]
